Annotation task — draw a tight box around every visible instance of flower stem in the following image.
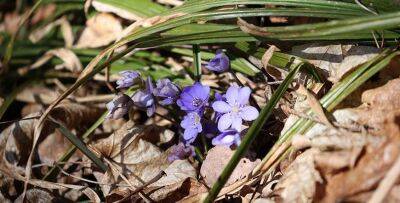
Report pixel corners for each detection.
[193,44,202,81]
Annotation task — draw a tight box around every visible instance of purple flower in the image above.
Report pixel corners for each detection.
[180,112,203,144]
[206,50,230,72]
[153,79,180,105]
[116,71,141,89]
[212,85,259,132]
[106,94,133,119]
[212,129,241,147]
[177,82,210,113]
[214,92,226,120]
[132,77,155,116]
[168,143,195,163]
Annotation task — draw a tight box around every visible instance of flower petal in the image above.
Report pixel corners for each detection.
[225,85,239,105]
[238,86,251,105]
[240,106,259,121]
[183,128,198,143]
[218,113,232,131]
[212,101,231,113]
[231,116,242,132]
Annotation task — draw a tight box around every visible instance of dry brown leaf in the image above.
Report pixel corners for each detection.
[28,48,83,73]
[31,4,57,25]
[0,103,101,167]
[75,13,122,48]
[15,189,56,203]
[90,121,196,201]
[262,45,285,80]
[361,78,400,110]
[200,146,260,187]
[323,132,400,202]
[157,0,184,6]
[300,85,333,128]
[92,0,143,21]
[291,44,380,83]
[3,12,21,34]
[117,12,185,40]
[16,85,59,104]
[274,149,322,203]
[29,16,74,47]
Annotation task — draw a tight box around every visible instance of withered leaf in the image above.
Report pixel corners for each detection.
[274,149,322,203]
[75,13,122,48]
[200,146,260,187]
[291,44,379,83]
[90,121,196,201]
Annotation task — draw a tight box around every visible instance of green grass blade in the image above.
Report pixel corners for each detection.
[43,112,107,181]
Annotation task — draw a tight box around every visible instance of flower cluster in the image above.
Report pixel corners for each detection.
[107,50,259,162]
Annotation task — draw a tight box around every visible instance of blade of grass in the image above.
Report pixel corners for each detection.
[43,111,108,181]
[49,117,108,172]
[193,44,202,81]
[204,61,302,203]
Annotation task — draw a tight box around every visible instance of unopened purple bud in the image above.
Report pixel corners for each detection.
[116,71,141,89]
[132,77,155,116]
[168,143,195,162]
[153,79,180,105]
[106,94,133,119]
[205,50,230,73]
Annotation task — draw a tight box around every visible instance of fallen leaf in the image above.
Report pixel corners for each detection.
[361,78,400,110]
[200,146,260,187]
[89,121,196,201]
[322,130,400,202]
[75,13,122,48]
[16,85,59,104]
[92,0,143,21]
[273,149,322,203]
[28,48,83,73]
[29,16,74,47]
[291,43,380,83]
[15,189,56,203]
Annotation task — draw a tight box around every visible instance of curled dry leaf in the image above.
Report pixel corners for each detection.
[92,0,143,21]
[75,13,122,48]
[291,43,380,83]
[273,149,322,203]
[90,121,196,201]
[28,48,83,73]
[323,136,400,202]
[29,16,74,47]
[200,146,260,187]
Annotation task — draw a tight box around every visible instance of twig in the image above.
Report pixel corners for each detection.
[0,115,41,125]
[115,171,166,203]
[368,155,400,203]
